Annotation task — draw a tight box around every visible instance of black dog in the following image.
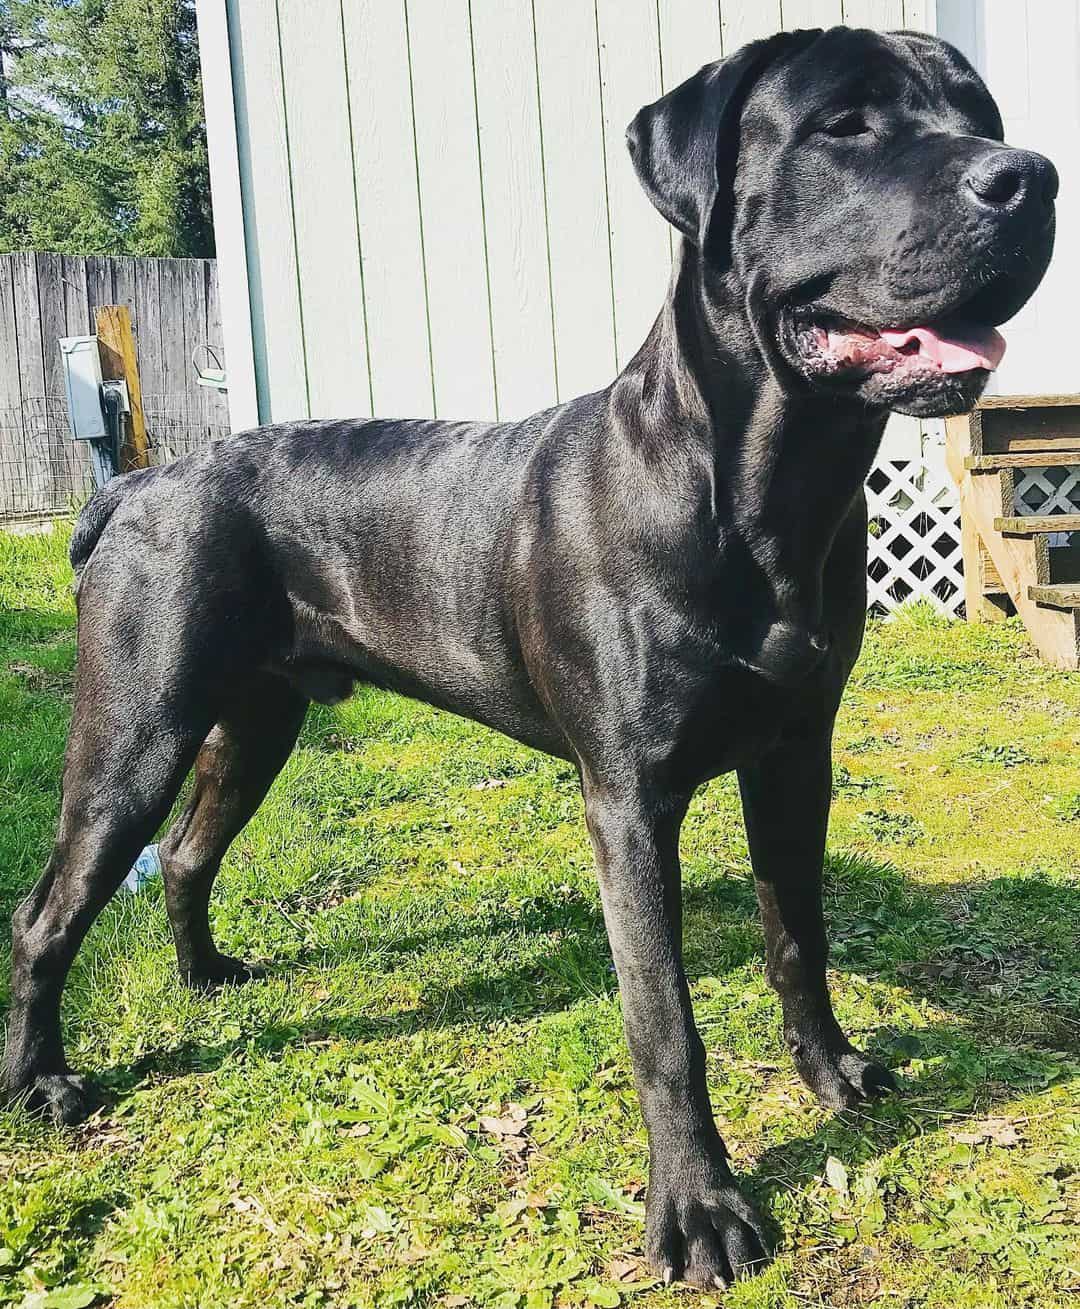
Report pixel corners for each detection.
[5,26,1055,1289]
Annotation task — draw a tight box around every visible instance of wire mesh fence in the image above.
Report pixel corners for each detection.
[0,394,227,521]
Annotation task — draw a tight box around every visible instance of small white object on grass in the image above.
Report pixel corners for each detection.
[122,844,162,892]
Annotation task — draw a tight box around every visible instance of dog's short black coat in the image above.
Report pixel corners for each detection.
[6,25,1055,1288]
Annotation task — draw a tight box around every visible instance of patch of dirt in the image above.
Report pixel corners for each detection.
[6,660,73,693]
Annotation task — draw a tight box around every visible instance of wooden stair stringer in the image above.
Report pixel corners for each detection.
[961,472,1080,669]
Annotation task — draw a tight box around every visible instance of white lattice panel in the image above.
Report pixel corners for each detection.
[1015,467,1080,548]
[865,453,964,616]
[862,458,1080,618]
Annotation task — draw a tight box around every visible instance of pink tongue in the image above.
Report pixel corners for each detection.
[880,323,1006,373]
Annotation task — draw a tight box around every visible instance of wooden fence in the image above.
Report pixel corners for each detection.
[0,253,228,518]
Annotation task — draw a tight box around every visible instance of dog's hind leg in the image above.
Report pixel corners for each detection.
[158,674,308,988]
[5,686,211,1124]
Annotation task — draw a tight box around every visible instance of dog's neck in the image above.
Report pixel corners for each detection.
[613,239,888,682]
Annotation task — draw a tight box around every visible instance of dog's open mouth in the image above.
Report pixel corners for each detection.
[788,310,1006,382]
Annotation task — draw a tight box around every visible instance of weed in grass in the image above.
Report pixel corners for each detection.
[957,741,1039,769]
[856,808,924,846]
[1045,790,1080,822]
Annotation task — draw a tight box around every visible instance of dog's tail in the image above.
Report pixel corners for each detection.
[69,467,159,580]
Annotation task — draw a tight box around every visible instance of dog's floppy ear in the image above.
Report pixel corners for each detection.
[626,30,820,254]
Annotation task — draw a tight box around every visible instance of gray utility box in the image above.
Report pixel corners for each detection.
[59,335,107,440]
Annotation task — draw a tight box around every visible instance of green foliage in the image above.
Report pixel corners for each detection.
[0,0,212,255]
[0,528,1078,1307]
[857,807,924,845]
[1045,790,1080,822]
[957,740,1038,769]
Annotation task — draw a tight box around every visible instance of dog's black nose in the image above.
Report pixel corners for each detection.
[966,148,1058,215]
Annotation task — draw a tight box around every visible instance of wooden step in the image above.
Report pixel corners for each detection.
[962,472,1080,668]
[994,514,1080,535]
[1029,583,1080,609]
[978,393,1080,408]
[966,451,1080,470]
[959,398,1080,456]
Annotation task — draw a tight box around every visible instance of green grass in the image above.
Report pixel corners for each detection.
[1,525,1078,1309]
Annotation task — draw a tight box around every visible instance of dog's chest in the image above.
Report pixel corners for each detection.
[658,641,850,786]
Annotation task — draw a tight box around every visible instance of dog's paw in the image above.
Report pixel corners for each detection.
[13,1072,100,1125]
[645,1150,771,1289]
[181,953,267,992]
[792,1036,897,1110]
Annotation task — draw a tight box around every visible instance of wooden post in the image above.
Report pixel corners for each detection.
[96,305,149,472]
[960,504,1009,622]
[946,410,1009,623]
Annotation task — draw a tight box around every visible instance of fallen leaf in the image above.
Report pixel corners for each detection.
[825,1155,850,1194]
[400,1243,432,1264]
[606,1255,646,1282]
[479,1108,529,1138]
[950,1116,1022,1147]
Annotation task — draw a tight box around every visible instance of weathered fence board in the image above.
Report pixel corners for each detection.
[0,262,19,413]
[135,258,165,399]
[0,253,227,518]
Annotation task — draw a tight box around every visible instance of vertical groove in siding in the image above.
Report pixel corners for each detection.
[653,0,674,264]
[225,0,266,422]
[466,0,501,421]
[339,0,376,416]
[593,0,620,371]
[402,0,438,418]
[530,0,561,404]
[272,0,311,417]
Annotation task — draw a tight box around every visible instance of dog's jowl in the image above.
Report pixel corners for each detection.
[5,26,1055,1289]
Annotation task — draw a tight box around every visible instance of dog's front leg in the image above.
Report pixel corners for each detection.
[583,779,770,1289]
[738,724,896,1107]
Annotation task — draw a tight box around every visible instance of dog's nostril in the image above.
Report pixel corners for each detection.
[973,168,1021,206]
[966,148,1057,213]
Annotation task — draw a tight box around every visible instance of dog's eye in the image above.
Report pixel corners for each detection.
[822,112,870,138]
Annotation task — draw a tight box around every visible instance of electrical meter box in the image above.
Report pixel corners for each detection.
[59,336,107,441]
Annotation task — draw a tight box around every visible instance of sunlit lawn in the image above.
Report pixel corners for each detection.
[1,526,1078,1308]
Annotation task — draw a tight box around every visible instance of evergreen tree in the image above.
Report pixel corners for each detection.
[0,0,213,255]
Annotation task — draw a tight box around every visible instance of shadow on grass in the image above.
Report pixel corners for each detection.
[45,857,1070,1278]
[2,587,1078,1233]
[81,862,1079,1109]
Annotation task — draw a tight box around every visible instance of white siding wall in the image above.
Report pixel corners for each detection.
[937,0,1080,397]
[209,0,958,430]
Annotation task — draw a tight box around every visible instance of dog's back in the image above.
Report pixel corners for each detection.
[69,465,166,580]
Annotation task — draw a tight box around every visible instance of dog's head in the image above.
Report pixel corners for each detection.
[627,26,1056,417]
